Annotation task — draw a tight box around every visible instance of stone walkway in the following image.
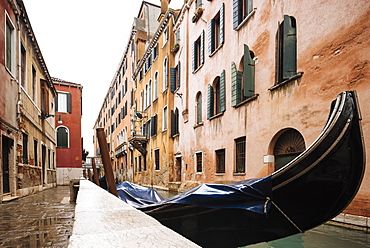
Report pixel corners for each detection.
[0,186,75,247]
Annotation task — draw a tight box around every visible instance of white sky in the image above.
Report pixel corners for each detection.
[23,0,183,155]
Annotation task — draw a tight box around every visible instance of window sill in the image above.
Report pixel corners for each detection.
[215,173,225,176]
[193,122,204,129]
[172,133,179,138]
[233,94,259,108]
[234,8,256,31]
[192,63,204,74]
[233,173,246,176]
[208,111,224,121]
[209,43,224,57]
[268,72,304,91]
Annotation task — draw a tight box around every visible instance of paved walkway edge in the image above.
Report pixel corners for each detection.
[68,179,200,248]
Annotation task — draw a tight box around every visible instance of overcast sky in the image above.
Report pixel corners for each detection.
[23,0,183,155]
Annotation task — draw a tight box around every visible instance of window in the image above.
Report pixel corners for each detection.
[153,43,159,61]
[6,16,15,73]
[192,31,205,73]
[207,71,226,119]
[231,44,255,106]
[235,137,246,173]
[163,106,168,131]
[216,149,225,173]
[21,43,26,88]
[196,152,202,172]
[151,114,158,137]
[276,15,297,84]
[32,65,36,101]
[163,27,168,46]
[175,28,181,44]
[208,4,224,56]
[163,57,168,90]
[154,71,159,100]
[171,108,179,136]
[40,80,49,114]
[273,129,305,171]
[148,79,152,104]
[57,126,69,148]
[56,92,71,113]
[233,0,253,29]
[138,155,142,172]
[22,133,28,164]
[155,149,160,170]
[34,140,38,166]
[170,62,181,92]
[196,92,203,124]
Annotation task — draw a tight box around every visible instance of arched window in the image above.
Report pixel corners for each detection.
[57,126,69,148]
[163,57,168,91]
[196,92,202,124]
[154,71,159,100]
[273,129,305,171]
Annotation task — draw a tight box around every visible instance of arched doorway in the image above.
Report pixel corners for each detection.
[273,129,306,171]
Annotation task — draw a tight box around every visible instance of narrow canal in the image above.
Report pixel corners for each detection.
[157,190,370,248]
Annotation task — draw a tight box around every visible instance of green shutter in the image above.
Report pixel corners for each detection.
[67,93,72,113]
[243,44,255,98]
[231,62,242,106]
[248,0,253,15]
[200,30,205,65]
[208,19,215,56]
[171,110,176,136]
[283,15,297,80]
[233,0,242,29]
[192,41,196,72]
[6,22,12,70]
[170,68,177,92]
[220,3,224,45]
[220,70,226,112]
[207,84,214,119]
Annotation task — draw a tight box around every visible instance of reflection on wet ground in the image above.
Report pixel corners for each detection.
[0,186,75,248]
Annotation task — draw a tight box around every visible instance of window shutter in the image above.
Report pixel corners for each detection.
[67,93,72,113]
[171,110,176,136]
[220,70,226,112]
[151,115,157,137]
[170,68,177,92]
[55,95,59,112]
[192,41,196,72]
[178,62,181,88]
[283,15,297,80]
[248,0,253,15]
[208,19,215,56]
[233,0,242,29]
[207,84,214,119]
[244,44,255,98]
[220,3,224,45]
[231,62,242,106]
[200,30,205,65]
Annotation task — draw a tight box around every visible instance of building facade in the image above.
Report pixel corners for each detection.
[53,78,83,185]
[0,0,58,202]
[93,0,370,218]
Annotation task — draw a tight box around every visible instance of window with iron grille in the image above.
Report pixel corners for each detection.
[216,149,225,173]
[196,152,202,172]
[155,149,160,170]
[235,136,246,173]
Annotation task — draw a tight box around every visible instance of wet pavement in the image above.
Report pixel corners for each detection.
[0,186,75,248]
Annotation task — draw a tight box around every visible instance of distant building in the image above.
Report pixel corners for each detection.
[53,78,83,185]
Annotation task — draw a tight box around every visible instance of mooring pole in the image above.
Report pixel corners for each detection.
[96,128,118,197]
[91,157,100,186]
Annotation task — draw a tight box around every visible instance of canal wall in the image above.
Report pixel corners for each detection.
[68,179,200,247]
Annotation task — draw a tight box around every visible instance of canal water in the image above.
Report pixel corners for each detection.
[157,190,370,248]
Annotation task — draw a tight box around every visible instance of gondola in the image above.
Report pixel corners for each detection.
[116,91,365,248]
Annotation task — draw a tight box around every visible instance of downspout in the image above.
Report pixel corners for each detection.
[185,1,190,113]
[16,8,22,124]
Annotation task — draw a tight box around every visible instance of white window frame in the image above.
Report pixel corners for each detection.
[162,105,168,131]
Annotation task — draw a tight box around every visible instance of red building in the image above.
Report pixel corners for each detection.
[53,78,83,185]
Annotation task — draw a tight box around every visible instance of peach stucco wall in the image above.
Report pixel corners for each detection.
[173,0,370,216]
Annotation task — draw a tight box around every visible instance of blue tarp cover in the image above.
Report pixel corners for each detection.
[117,175,272,215]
